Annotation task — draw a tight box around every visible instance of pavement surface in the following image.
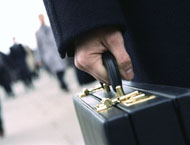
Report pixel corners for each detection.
[0,67,98,145]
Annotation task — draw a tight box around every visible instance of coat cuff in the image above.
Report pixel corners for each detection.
[43,0,126,58]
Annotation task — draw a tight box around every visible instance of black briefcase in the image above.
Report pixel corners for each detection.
[73,52,190,145]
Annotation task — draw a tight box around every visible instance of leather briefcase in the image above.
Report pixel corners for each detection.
[73,51,190,145]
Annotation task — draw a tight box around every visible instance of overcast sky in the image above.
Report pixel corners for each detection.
[0,0,50,54]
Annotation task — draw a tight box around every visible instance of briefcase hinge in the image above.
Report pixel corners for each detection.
[95,86,156,112]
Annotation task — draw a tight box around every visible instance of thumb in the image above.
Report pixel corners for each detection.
[102,31,134,80]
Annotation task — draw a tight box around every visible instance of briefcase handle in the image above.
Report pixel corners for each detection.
[102,51,123,92]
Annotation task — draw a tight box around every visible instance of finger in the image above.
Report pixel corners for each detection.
[103,31,134,80]
[75,45,110,84]
[75,57,108,83]
[89,61,110,84]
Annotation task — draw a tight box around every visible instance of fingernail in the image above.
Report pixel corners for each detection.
[127,68,132,74]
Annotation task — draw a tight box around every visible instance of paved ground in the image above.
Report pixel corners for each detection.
[0,68,98,145]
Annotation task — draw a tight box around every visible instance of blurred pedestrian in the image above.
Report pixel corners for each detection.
[0,51,14,97]
[36,14,69,91]
[23,45,39,79]
[0,100,4,137]
[9,38,33,89]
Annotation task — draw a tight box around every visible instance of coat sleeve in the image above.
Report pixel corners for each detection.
[43,0,126,58]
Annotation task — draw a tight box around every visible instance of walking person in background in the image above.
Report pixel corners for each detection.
[0,100,4,137]
[23,45,39,79]
[9,38,33,89]
[0,103,4,137]
[0,51,14,97]
[36,14,69,92]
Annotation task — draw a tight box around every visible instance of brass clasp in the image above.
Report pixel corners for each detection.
[78,84,156,112]
[95,98,113,112]
[79,86,103,98]
[78,84,111,98]
[123,93,155,106]
[95,85,156,112]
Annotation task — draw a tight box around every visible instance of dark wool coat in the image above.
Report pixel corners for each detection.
[0,52,12,86]
[0,100,3,133]
[43,0,190,88]
[9,44,31,81]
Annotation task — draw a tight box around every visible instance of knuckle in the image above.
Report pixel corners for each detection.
[74,57,81,69]
[76,53,91,68]
[118,55,131,67]
[106,32,123,45]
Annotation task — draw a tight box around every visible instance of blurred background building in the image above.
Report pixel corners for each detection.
[0,0,97,145]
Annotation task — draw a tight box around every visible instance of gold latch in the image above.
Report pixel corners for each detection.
[95,86,156,112]
[103,83,111,93]
[78,84,111,98]
[95,98,114,112]
[78,86,102,98]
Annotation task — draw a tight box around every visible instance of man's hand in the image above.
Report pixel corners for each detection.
[74,28,134,83]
